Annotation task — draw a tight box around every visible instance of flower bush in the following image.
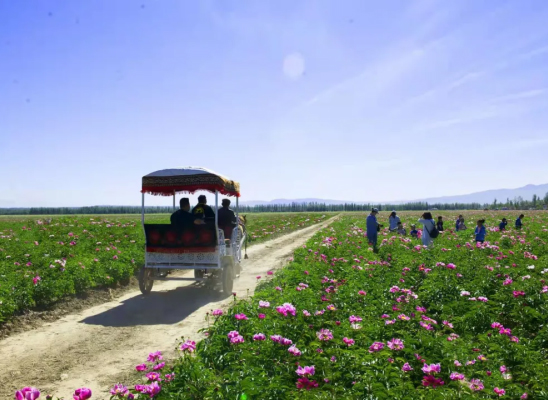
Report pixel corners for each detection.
[151,212,548,399]
[0,213,329,323]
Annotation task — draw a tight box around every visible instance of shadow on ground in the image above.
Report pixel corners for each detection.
[80,284,228,327]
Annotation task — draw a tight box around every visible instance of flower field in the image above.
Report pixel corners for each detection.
[0,212,330,323]
[129,211,548,399]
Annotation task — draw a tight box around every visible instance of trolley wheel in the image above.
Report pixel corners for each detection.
[234,262,241,278]
[194,269,205,279]
[221,257,234,294]
[139,266,154,295]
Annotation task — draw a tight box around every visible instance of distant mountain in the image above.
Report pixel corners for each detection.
[414,183,548,205]
[240,198,361,206]
[241,184,548,206]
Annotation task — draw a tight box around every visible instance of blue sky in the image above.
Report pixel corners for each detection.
[1,0,548,207]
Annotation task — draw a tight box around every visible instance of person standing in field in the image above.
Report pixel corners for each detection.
[475,219,487,243]
[388,211,400,232]
[418,212,436,248]
[455,215,463,231]
[515,214,524,229]
[499,218,508,231]
[436,216,444,232]
[457,216,467,231]
[366,208,380,249]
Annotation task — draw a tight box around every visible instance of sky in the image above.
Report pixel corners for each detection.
[1,0,548,207]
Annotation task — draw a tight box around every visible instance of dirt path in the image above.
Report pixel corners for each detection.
[0,216,338,399]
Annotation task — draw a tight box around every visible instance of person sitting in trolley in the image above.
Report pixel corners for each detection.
[218,198,237,239]
[171,197,205,228]
[192,194,215,222]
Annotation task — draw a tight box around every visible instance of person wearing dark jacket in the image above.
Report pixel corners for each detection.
[171,198,205,229]
[192,195,215,221]
[218,199,238,239]
[436,216,444,232]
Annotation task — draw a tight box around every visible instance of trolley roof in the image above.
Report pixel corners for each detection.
[141,166,240,197]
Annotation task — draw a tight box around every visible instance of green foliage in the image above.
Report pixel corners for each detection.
[0,213,329,323]
[156,211,548,399]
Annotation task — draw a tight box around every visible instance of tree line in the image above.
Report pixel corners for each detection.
[1,193,547,215]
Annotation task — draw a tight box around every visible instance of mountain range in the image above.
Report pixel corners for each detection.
[241,183,548,206]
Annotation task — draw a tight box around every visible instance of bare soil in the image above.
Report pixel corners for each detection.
[0,216,337,400]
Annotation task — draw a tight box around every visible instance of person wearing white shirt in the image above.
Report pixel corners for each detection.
[388,211,400,232]
[418,212,436,248]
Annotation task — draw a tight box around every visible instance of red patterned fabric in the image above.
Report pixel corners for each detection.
[146,246,217,253]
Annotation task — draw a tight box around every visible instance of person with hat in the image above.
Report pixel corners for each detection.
[366,208,380,250]
[218,198,238,239]
[388,211,400,232]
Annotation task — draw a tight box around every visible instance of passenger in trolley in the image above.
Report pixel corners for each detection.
[170,197,205,228]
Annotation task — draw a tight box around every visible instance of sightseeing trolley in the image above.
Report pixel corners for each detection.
[139,167,246,295]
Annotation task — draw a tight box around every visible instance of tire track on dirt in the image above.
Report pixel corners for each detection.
[0,215,338,400]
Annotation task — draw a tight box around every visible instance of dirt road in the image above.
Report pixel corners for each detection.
[0,216,337,399]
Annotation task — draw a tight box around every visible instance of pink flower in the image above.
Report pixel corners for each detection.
[422,363,441,374]
[402,363,413,372]
[110,384,129,397]
[73,388,92,400]
[147,351,163,362]
[296,377,318,390]
[521,393,528,399]
[267,271,273,275]
[146,372,161,381]
[143,382,161,397]
[270,334,282,343]
[369,342,385,353]
[358,290,367,296]
[212,309,223,316]
[500,365,507,373]
[288,346,302,356]
[387,338,404,351]
[180,340,196,353]
[280,337,293,346]
[276,303,296,317]
[349,315,362,323]
[258,301,270,308]
[253,333,266,341]
[258,313,266,319]
[469,379,484,391]
[228,331,244,344]
[256,276,261,279]
[491,322,503,329]
[499,328,512,336]
[503,278,513,286]
[135,363,147,371]
[296,365,315,376]
[15,387,40,400]
[234,313,248,320]
[513,290,525,297]
[450,372,465,380]
[422,375,445,388]
[153,362,165,370]
[343,337,355,346]
[32,276,41,285]
[494,387,506,396]
[316,328,334,341]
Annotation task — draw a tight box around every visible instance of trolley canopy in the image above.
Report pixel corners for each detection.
[141,166,240,197]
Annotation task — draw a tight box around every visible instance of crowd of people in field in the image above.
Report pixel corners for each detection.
[366,209,525,250]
